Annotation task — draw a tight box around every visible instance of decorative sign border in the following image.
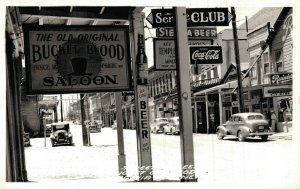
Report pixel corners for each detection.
[23,25,132,94]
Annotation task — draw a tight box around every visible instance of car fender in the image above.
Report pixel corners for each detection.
[237,126,250,137]
[216,125,227,135]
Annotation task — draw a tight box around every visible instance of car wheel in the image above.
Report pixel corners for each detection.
[69,138,73,145]
[51,139,55,147]
[238,131,245,142]
[216,130,224,140]
[261,135,268,141]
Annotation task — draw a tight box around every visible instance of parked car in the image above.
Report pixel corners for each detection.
[112,120,117,130]
[164,116,180,135]
[216,113,274,142]
[23,132,31,147]
[150,118,169,134]
[85,120,102,133]
[50,122,73,147]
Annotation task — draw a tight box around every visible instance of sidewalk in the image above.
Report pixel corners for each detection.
[269,131,293,140]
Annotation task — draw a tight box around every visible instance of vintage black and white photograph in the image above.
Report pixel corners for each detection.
[1,0,300,189]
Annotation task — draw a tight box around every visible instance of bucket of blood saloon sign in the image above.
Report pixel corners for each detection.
[23,25,131,94]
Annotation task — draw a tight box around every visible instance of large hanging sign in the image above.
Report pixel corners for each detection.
[153,39,212,70]
[189,45,223,64]
[146,8,229,27]
[23,25,131,94]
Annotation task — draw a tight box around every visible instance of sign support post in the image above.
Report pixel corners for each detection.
[116,92,126,177]
[129,7,153,182]
[80,93,89,146]
[174,7,197,182]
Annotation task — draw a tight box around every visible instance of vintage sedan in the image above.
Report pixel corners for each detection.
[50,122,73,147]
[164,116,180,135]
[86,120,102,132]
[150,118,169,134]
[216,113,274,142]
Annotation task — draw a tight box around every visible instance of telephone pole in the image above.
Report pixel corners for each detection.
[231,7,245,113]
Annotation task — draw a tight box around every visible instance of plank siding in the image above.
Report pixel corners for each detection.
[270,9,293,73]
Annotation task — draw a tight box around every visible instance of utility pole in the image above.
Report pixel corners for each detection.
[80,94,89,146]
[60,94,63,122]
[231,7,245,113]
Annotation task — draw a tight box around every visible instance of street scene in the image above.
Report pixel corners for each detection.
[24,122,296,189]
[3,3,300,189]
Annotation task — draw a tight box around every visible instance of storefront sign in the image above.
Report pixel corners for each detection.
[189,46,223,64]
[191,96,206,103]
[23,25,131,94]
[157,27,217,39]
[263,85,292,97]
[153,39,211,70]
[147,8,229,27]
[270,73,292,84]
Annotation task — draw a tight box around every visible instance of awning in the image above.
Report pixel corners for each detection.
[193,80,237,96]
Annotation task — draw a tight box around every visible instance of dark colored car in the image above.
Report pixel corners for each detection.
[50,122,73,147]
[88,120,102,132]
[23,132,31,147]
[216,113,274,142]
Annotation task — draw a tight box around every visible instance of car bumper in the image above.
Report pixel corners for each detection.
[249,132,275,136]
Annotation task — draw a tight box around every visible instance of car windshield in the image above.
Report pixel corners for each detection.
[52,124,69,131]
[247,115,264,120]
[158,118,168,122]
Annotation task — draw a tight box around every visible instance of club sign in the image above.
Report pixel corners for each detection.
[147,8,229,27]
[189,46,223,64]
[23,25,131,94]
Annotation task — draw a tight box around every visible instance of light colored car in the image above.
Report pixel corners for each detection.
[216,113,274,142]
[164,116,180,135]
[112,120,117,130]
[150,118,169,134]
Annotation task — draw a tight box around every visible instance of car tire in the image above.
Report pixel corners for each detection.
[51,139,55,147]
[216,130,224,140]
[261,135,268,141]
[238,131,245,142]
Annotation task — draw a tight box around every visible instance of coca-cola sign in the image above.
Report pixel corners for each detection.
[189,46,223,64]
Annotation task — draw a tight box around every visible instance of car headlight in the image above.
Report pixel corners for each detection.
[54,133,58,137]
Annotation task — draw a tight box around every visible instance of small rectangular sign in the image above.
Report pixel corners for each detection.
[189,46,223,64]
[154,39,212,70]
[147,8,229,27]
[263,85,292,97]
[23,25,132,94]
[156,27,217,39]
[270,73,292,84]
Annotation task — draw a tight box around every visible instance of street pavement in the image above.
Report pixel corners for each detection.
[9,122,299,189]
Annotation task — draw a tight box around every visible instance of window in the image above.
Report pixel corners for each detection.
[263,52,270,74]
[250,57,257,78]
[275,49,284,72]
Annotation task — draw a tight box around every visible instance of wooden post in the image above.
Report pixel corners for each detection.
[80,94,89,146]
[174,7,196,182]
[116,92,126,177]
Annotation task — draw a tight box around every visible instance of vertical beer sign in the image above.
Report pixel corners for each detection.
[23,25,131,94]
[135,34,153,181]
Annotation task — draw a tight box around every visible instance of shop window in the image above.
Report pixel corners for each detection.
[275,49,284,72]
[250,56,257,78]
[263,52,270,74]
[243,92,249,100]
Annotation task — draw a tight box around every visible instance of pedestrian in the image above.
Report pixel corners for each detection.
[271,110,277,132]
